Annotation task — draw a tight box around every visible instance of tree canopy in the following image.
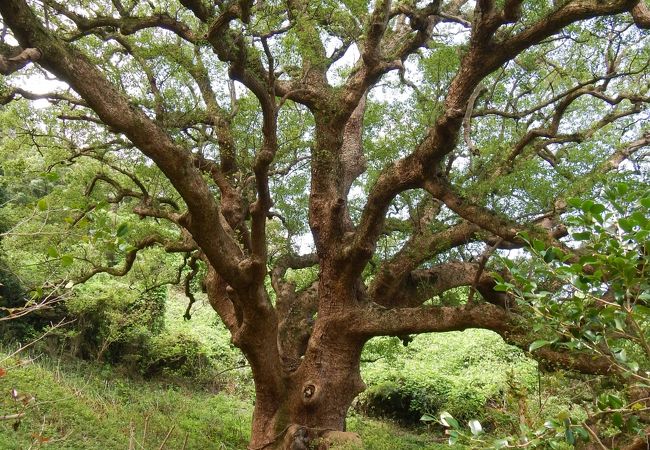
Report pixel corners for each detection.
[0,0,649,448]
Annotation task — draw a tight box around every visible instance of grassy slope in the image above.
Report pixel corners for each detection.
[0,292,454,449]
[0,356,252,449]
[0,292,253,449]
[0,354,454,449]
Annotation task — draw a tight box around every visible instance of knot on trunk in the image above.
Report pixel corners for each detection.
[301,381,320,405]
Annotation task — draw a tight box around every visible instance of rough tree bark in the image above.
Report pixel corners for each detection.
[1,0,648,448]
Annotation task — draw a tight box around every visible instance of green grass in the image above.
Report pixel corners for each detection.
[0,355,251,449]
[347,414,462,450]
[0,353,467,450]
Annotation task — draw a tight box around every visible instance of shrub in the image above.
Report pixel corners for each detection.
[47,280,167,367]
[141,331,214,378]
[359,330,537,426]
[356,376,413,424]
[0,258,24,308]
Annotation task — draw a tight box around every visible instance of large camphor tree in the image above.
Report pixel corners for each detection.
[1,0,649,447]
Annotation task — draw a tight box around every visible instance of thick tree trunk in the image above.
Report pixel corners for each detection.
[245,340,365,449]
[205,262,365,449]
[245,318,366,449]
[247,387,288,450]
[287,324,366,429]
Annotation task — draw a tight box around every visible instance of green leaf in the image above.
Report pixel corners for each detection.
[46,246,59,258]
[565,428,575,445]
[567,198,582,208]
[491,272,504,283]
[116,222,129,237]
[615,182,629,195]
[529,340,551,352]
[618,218,634,232]
[579,255,598,265]
[581,199,594,213]
[492,439,509,449]
[37,198,48,211]
[613,348,627,363]
[636,229,650,242]
[633,305,650,317]
[608,394,624,409]
[590,203,606,215]
[532,239,545,252]
[583,328,600,340]
[574,427,589,442]
[420,414,436,423]
[42,172,59,182]
[613,316,626,331]
[440,411,459,429]
[597,394,608,410]
[60,254,74,267]
[543,250,555,263]
[572,231,591,241]
[640,197,650,208]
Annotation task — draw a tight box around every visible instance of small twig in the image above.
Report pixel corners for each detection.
[142,415,149,448]
[583,423,608,450]
[128,420,135,450]
[158,426,175,450]
[215,364,249,377]
[0,413,25,421]
[463,82,487,156]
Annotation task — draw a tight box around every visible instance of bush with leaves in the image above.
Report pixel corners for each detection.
[141,331,214,378]
[0,181,23,306]
[437,182,649,448]
[359,330,537,427]
[51,279,166,365]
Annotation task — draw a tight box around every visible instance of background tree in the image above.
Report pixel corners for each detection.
[0,0,649,448]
